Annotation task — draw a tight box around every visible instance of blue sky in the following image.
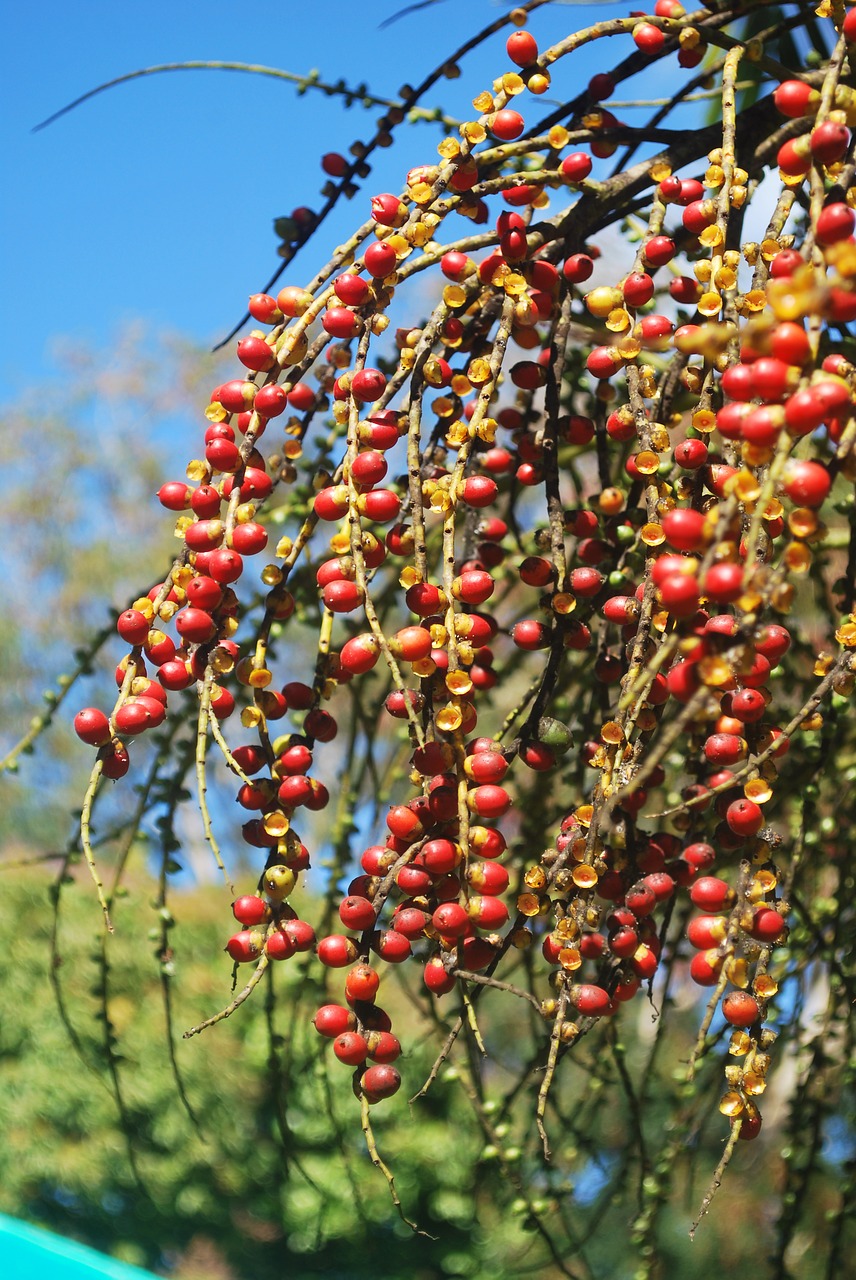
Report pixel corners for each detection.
[1,0,624,397]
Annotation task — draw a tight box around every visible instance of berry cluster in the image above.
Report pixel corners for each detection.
[66,0,856,1229]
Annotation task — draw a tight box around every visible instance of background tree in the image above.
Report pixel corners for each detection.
[2,2,856,1277]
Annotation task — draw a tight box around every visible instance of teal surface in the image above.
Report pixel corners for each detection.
[0,1213,160,1279]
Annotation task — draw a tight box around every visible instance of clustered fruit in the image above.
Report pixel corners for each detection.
[73,0,856,1162]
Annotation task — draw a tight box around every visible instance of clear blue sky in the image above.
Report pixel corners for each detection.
[1,1,621,397]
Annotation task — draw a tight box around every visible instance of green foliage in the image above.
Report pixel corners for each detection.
[0,870,461,1276]
[0,865,851,1278]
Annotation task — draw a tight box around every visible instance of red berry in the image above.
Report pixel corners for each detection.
[506,30,538,66]
[643,236,675,267]
[157,481,192,511]
[466,895,509,930]
[225,930,264,963]
[637,313,673,346]
[277,744,312,777]
[519,556,555,588]
[440,251,472,281]
[316,935,358,968]
[690,950,723,986]
[232,895,269,926]
[364,240,398,277]
[350,368,387,404]
[602,595,639,625]
[323,307,361,339]
[459,475,498,508]
[117,609,150,645]
[384,914,424,955]
[370,193,407,227]
[560,152,592,182]
[622,272,655,307]
[206,436,242,473]
[490,109,525,140]
[229,522,268,556]
[419,837,463,874]
[464,860,509,895]
[563,253,594,284]
[175,607,217,645]
[189,487,221,520]
[511,619,550,651]
[609,926,639,958]
[631,944,658,981]
[334,273,370,306]
[747,906,786,944]
[816,202,855,245]
[725,798,764,836]
[704,732,747,766]
[236,335,275,372]
[510,360,547,390]
[452,569,494,604]
[333,1032,368,1065]
[386,626,430,664]
[361,1064,401,1101]
[734,1109,763,1140]
[690,876,735,911]
[722,991,760,1028]
[810,121,851,165]
[670,275,702,306]
[215,378,257,411]
[283,919,315,951]
[313,485,350,521]
[351,450,388,488]
[726,688,767,722]
[633,21,665,54]
[466,784,511,819]
[159,660,193,691]
[74,707,112,746]
[357,488,401,523]
[424,956,456,995]
[313,1004,356,1038]
[755,624,791,665]
[321,151,347,177]
[365,1031,401,1063]
[773,80,817,118]
[272,288,308,317]
[625,881,657,916]
[687,915,727,949]
[782,460,830,507]
[265,930,296,961]
[586,346,623,379]
[285,382,315,414]
[113,702,154,736]
[658,573,700,617]
[206,549,242,585]
[432,903,470,937]
[777,138,811,177]
[704,562,743,603]
[322,580,364,614]
[570,984,612,1017]
[340,634,380,676]
[248,292,282,324]
[662,508,706,552]
[100,742,130,779]
[339,895,376,931]
[374,931,412,964]
[185,519,225,551]
[587,73,615,101]
[345,963,380,1003]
